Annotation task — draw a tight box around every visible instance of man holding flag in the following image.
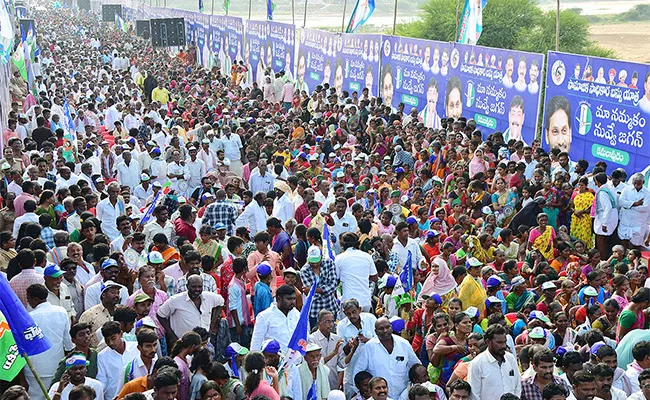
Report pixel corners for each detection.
[250,284,300,352]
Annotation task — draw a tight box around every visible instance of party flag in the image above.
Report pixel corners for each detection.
[223,0,230,14]
[11,42,26,81]
[306,381,318,400]
[457,0,487,44]
[0,0,13,65]
[0,274,51,356]
[322,224,335,261]
[0,313,26,381]
[393,251,413,297]
[62,99,77,162]
[199,0,204,12]
[282,277,318,367]
[267,0,275,20]
[139,190,162,225]
[115,11,128,33]
[345,0,375,33]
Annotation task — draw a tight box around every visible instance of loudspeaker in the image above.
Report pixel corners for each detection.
[136,20,151,40]
[77,0,90,11]
[150,18,186,48]
[101,4,122,22]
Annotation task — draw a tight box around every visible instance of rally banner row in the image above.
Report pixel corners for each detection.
[119,3,650,175]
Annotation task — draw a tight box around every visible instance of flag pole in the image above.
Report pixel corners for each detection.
[211,0,214,14]
[555,0,560,50]
[23,353,51,400]
[248,0,252,19]
[391,0,397,35]
[291,0,295,25]
[454,0,461,41]
[341,0,347,33]
[303,0,307,26]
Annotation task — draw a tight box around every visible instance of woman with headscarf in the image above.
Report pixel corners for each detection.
[468,149,489,179]
[418,242,458,307]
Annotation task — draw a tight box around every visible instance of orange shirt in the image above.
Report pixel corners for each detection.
[117,376,149,399]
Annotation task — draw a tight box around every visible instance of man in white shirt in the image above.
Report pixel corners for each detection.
[468,324,521,400]
[567,371,599,400]
[628,369,650,400]
[27,283,73,400]
[96,321,140,400]
[185,147,206,194]
[335,232,377,311]
[115,328,158,395]
[13,199,39,238]
[330,197,358,254]
[353,317,420,400]
[55,167,80,191]
[592,363,627,400]
[272,180,295,227]
[124,108,142,131]
[236,192,268,235]
[48,354,105,400]
[618,173,650,249]
[593,172,619,259]
[392,221,427,270]
[115,151,141,194]
[250,284,300,351]
[85,260,129,310]
[221,126,243,175]
[157,275,225,341]
[249,159,275,195]
[104,99,122,132]
[96,182,126,242]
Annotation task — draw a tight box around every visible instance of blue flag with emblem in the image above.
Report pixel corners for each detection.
[282,276,318,367]
[322,224,335,261]
[0,274,50,356]
[399,250,413,292]
[267,0,275,20]
[345,0,375,33]
[139,190,162,226]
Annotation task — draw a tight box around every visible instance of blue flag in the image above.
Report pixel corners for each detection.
[306,381,318,400]
[282,276,319,367]
[399,250,413,292]
[267,0,275,20]
[345,0,375,33]
[139,190,162,226]
[322,224,335,261]
[0,274,51,356]
[198,0,204,12]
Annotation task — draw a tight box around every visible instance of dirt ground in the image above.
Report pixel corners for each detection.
[589,22,650,63]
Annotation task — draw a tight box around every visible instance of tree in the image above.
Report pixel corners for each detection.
[394,0,612,57]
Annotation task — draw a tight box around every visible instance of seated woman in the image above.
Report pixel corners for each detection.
[152,233,180,264]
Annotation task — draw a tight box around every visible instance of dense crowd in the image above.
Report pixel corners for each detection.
[4,4,650,400]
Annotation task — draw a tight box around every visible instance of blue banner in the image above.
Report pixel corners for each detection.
[226,16,244,67]
[381,36,544,142]
[339,34,381,98]
[211,16,224,70]
[245,20,267,87]
[299,29,337,95]
[543,51,650,176]
[268,21,295,80]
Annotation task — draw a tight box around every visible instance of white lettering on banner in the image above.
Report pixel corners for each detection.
[459,63,505,82]
[390,52,422,66]
[594,146,627,164]
[567,78,641,105]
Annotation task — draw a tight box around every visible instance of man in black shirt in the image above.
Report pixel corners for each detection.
[31,116,53,149]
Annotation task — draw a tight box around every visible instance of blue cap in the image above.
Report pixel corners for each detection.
[406,216,417,225]
[101,258,118,270]
[385,275,397,288]
[215,222,226,231]
[430,293,443,304]
[395,167,405,174]
[426,230,441,238]
[151,147,161,155]
[44,264,64,278]
[298,152,307,159]
[390,316,405,333]
[486,276,503,288]
[257,262,272,276]
[261,339,281,354]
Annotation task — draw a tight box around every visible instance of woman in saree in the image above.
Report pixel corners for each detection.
[528,213,556,262]
[194,225,225,267]
[505,276,535,312]
[444,162,466,197]
[152,233,181,264]
[431,312,472,387]
[267,217,293,269]
[458,257,487,316]
[569,177,595,246]
[535,177,562,231]
[549,241,579,275]
[617,287,650,341]
[491,178,518,227]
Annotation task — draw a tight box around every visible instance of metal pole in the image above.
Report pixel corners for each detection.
[248,0,252,19]
[341,0,347,33]
[292,0,295,25]
[555,0,560,51]
[303,0,307,27]
[391,0,397,35]
[211,0,214,14]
